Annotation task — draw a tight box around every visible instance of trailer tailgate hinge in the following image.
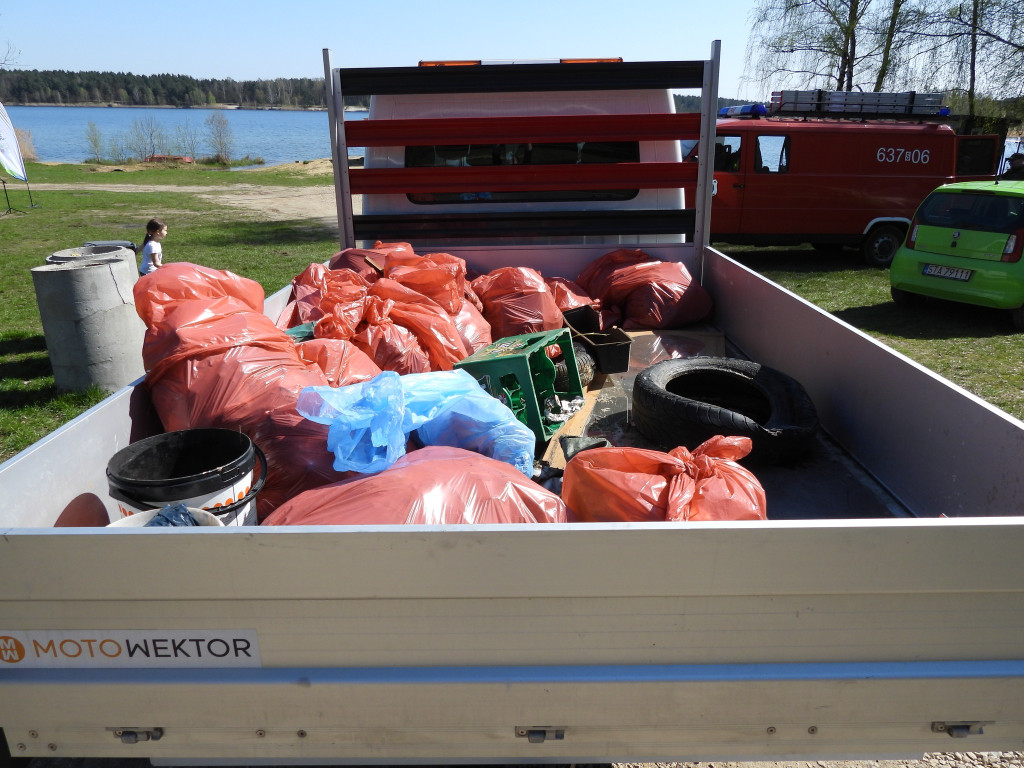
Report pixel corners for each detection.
[108,727,164,744]
[932,721,994,738]
[515,726,565,743]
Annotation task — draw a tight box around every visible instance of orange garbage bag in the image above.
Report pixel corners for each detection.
[562,436,766,522]
[351,295,432,374]
[575,249,712,329]
[545,276,599,312]
[136,265,347,521]
[471,266,563,340]
[368,278,469,370]
[328,248,385,281]
[452,299,492,353]
[314,270,372,341]
[384,250,467,314]
[135,262,265,320]
[263,446,570,526]
[296,338,383,387]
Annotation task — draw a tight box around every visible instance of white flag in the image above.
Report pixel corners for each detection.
[0,102,27,182]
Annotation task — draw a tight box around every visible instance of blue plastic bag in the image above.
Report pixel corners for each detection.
[297,369,535,475]
[296,371,405,474]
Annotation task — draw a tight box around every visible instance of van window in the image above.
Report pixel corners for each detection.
[404,141,641,204]
[918,191,1024,234]
[755,135,790,174]
[956,137,998,175]
[714,136,742,172]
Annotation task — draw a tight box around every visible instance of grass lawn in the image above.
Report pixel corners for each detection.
[1,160,1022,462]
[0,161,340,461]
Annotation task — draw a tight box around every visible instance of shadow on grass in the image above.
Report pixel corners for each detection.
[192,218,339,248]
[834,297,1016,341]
[720,244,870,275]
[0,334,53,389]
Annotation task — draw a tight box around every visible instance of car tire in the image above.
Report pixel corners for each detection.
[890,286,920,306]
[631,357,819,465]
[554,342,595,390]
[862,224,906,268]
[1011,306,1024,331]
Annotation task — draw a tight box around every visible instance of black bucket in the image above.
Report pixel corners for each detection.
[106,428,266,526]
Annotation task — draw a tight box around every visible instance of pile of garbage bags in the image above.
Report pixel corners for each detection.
[130,241,756,527]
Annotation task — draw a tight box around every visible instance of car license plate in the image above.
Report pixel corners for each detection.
[923,264,973,281]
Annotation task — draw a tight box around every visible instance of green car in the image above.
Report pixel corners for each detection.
[890,180,1024,327]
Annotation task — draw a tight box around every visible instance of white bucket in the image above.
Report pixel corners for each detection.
[106,429,266,526]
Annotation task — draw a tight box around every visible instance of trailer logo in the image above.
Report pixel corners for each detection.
[0,630,260,668]
[0,636,26,663]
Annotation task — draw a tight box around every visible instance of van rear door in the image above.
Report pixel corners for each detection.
[955,135,1001,177]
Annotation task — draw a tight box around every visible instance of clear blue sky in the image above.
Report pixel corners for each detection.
[2,1,759,99]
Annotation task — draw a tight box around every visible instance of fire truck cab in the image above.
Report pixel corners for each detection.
[688,91,1002,266]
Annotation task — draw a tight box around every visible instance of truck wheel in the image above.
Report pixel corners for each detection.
[631,357,819,465]
[862,224,905,268]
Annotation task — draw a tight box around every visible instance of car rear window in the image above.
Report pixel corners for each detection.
[918,191,1024,234]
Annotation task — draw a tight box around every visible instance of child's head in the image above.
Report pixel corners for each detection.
[143,218,167,244]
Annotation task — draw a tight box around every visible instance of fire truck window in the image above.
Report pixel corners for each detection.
[713,136,742,172]
[755,135,789,174]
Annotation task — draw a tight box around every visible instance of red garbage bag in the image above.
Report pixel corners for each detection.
[275,262,331,330]
[384,251,467,315]
[471,266,563,340]
[562,436,766,523]
[351,295,432,374]
[296,338,383,387]
[545,276,599,312]
[263,446,570,526]
[135,262,265,320]
[452,300,492,353]
[368,279,468,370]
[575,249,712,329]
[314,270,371,341]
[328,248,385,281]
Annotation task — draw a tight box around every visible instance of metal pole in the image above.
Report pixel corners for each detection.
[692,39,721,275]
[323,48,356,250]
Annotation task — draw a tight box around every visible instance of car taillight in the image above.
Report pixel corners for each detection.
[1002,229,1024,262]
[906,219,920,250]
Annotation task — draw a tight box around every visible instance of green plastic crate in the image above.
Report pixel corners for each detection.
[454,329,583,449]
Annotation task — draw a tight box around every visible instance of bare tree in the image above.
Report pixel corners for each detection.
[173,117,201,160]
[205,112,234,164]
[85,122,103,163]
[124,117,167,161]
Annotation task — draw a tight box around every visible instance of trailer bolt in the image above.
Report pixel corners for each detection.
[256,730,266,738]
[766,726,777,735]
[808,726,818,735]
[297,730,307,738]
[48,743,57,751]
[16,744,26,752]
[28,731,38,739]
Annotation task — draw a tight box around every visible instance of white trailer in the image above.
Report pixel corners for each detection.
[2,43,1024,764]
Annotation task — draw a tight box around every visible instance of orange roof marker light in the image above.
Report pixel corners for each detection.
[418,60,482,67]
[559,58,624,64]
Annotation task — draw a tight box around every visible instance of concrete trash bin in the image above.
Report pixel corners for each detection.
[31,255,147,393]
[47,244,139,284]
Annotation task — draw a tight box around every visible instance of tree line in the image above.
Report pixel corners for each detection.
[0,69,369,110]
[745,0,1024,123]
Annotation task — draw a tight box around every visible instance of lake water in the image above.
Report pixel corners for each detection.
[6,105,367,167]
[6,104,1022,171]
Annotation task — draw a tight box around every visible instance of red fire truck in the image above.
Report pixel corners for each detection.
[688,91,1002,266]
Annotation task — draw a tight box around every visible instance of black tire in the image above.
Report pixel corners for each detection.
[861,224,906,268]
[890,286,920,306]
[1011,306,1024,331]
[632,357,819,465]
